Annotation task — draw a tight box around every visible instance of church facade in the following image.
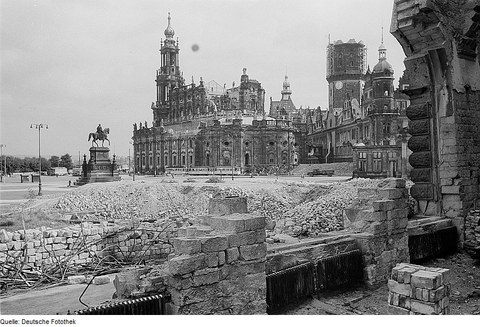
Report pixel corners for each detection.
[132,14,301,175]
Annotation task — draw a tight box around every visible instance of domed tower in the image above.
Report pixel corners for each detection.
[153,13,185,125]
[281,75,292,101]
[369,32,397,145]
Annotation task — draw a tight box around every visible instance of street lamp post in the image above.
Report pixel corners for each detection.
[0,144,6,182]
[231,132,235,181]
[30,123,48,196]
[130,141,135,181]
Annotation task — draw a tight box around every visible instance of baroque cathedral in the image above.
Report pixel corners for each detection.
[132,14,305,175]
[132,14,410,178]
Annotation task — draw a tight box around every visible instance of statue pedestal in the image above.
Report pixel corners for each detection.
[76,147,121,185]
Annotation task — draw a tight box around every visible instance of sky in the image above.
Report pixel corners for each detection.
[1,0,406,159]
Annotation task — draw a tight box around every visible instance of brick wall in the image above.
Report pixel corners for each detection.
[344,178,410,285]
[388,263,451,315]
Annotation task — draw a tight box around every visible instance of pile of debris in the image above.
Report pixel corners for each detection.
[48,178,416,238]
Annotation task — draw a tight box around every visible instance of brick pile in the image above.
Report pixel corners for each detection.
[465,210,480,256]
[344,178,410,285]
[388,263,451,315]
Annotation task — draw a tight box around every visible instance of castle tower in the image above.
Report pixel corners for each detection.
[326,39,367,120]
[153,13,185,125]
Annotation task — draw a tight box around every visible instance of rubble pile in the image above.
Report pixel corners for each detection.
[49,178,414,239]
[276,179,383,236]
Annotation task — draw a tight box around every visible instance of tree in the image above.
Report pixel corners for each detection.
[49,156,60,167]
[60,153,73,169]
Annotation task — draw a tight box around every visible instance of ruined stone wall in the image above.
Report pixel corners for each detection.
[391,0,480,218]
[388,263,451,315]
[137,197,267,315]
[465,209,480,256]
[0,221,174,273]
[344,178,410,285]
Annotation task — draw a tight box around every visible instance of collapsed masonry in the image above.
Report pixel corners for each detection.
[134,197,267,315]
[345,178,410,285]
[391,1,480,239]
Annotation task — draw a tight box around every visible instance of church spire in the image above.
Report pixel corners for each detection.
[164,12,175,39]
[378,27,387,61]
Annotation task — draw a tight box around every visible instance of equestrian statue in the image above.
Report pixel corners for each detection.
[88,124,110,147]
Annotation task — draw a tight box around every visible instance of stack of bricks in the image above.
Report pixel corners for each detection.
[159,197,267,315]
[464,210,480,257]
[388,263,451,315]
[344,178,410,285]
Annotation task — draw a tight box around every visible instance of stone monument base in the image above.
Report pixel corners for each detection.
[76,147,121,186]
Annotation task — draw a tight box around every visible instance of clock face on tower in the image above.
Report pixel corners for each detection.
[335,81,343,90]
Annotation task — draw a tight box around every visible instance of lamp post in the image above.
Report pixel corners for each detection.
[30,123,48,195]
[231,132,235,181]
[0,144,6,182]
[130,141,135,181]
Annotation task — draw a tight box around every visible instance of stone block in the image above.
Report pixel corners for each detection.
[168,253,206,276]
[227,231,257,247]
[410,299,441,315]
[379,188,408,200]
[200,236,228,253]
[0,243,7,252]
[411,270,442,289]
[357,188,379,200]
[356,210,388,223]
[203,215,247,233]
[208,197,247,216]
[173,237,202,255]
[244,216,265,231]
[68,275,86,284]
[205,252,219,267]
[93,275,110,285]
[226,247,239,263]
[399,266,418,284]
[193,269,220,286]
[373,200,396,212]
[388,279,412,297]
[166,275,193,290]
[239,244,267,261]
[387,208,409,220]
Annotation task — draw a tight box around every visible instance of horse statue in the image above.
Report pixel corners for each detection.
[88,127,110,147]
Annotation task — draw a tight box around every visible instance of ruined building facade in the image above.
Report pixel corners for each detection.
[391,0,480,219]
[307,38,410,178]
[132,14,302,175]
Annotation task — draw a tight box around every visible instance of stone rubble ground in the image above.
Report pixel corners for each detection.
[48,178,407,238]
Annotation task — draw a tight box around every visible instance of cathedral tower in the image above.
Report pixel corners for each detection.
[152,13,185,125]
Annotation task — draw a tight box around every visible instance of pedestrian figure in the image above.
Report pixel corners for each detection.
[68,180,72,187]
